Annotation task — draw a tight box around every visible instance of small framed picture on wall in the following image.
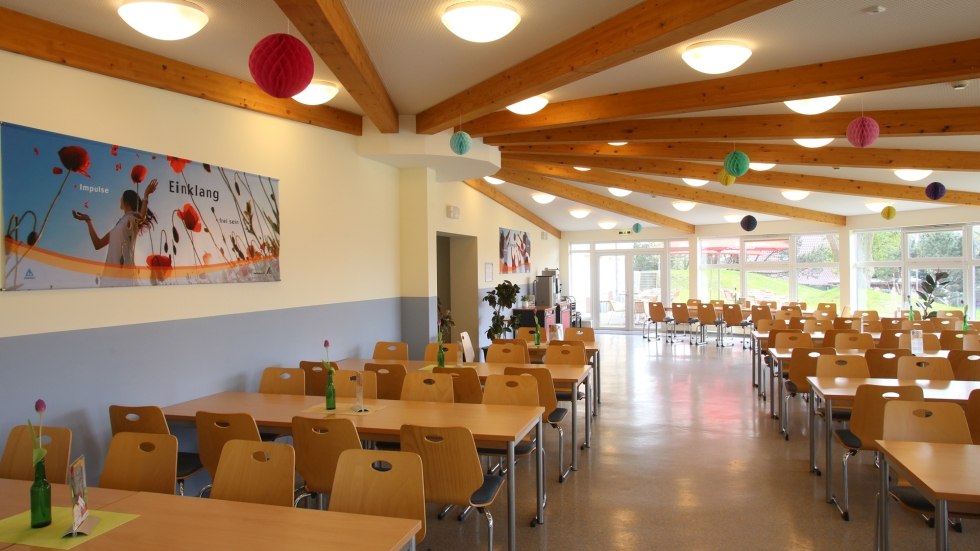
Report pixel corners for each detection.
[484,262,493,282]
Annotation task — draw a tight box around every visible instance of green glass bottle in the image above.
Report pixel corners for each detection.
[325,368,336,411]
[533,315,541,346]
[437,334,445,368]
[30,459,51,528]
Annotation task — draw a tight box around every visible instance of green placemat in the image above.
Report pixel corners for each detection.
[418,364,438,372]
[0,507,138,549]
[302,402,387,416]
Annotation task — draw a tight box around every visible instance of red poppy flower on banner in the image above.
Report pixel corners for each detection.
[110,145,119,156]
[146,254,172,268]
[57,146,91,177]
[167,156,190,174]
[176,203,202,232]
[52,167,63,175]
[131,165,147,185]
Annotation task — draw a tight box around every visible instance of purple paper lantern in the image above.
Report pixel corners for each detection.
[249,34,314,98]
[740,215,758,232]
[846,116,880,148]
[925,181,946,201]
[723,150,750,177]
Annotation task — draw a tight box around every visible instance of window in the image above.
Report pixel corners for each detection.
[700,238,739,301]
[795,234,840,306]
[853,229,903,313]
[908,229,963,259]
[743,239,789,304]
[669,240,690,304]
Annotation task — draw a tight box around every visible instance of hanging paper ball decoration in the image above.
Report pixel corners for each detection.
[740,215,758,232]
[846,116,880,148]
[631,222,642,234]
[925,181,946,200]
[880,206,896,220]
[723,150,750,177]
[718,168,736,186]
[248,34,315,98]
[450,131,472,155]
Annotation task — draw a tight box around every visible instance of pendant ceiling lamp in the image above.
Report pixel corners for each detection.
[442,1,521,43]
[608,188,632,197]
[506,96,548,115]
[681,41,752,74]
[117,0,209,41]
[784,96,841,115]
[292,81,340,105]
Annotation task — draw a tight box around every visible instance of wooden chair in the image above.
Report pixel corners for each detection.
[816,355,871,378]
[935,318,958,332]
[486,343,529,364]
[896,356,954,380]
[299,361,332,396]
[816,302,838,320]
[757,318,791,332]
[330,449,426,546]
[900,309,923,321]
[782,347,835,440]
[0,425,72,484]
[820,328,857,348]
[563,327,595,342]
[773,332,813,350]
[862,320,883,333]
[853,310,880,324]
[880,317,912,331]
[761,300,778,310]
[515,326,541,343]
[373,341,409,361]
[401,425,503,551]
[878,330,910,349]
[100,432,177,494]
[194,411,260,495]
[834,332,875,351]
[803,318,833,334]
[939,330,977,350]
[967,321,980,333]
[721,304,752,348]
[686,298,702,306]
[333,369,378,399]
[433,367,484,404]
[965,333,980,351]
[789,301,808,310]
[505,366,571,482]
[750,305,773,328]
[670,302,699,344]
[936,310,964,320]
[460,331,476,362]
[400,372,455,403]
[423,342,459,363]
[967,389,980,445]
[833,317,861,330]
[865,348,912,379]
[258,367,305,395]
[364,363,407,400]
[831,384,924,520]
[897,333,942,352]
[949,351,980,380]
[772,309,794,321]
[108,405,202,495]
[482,374,540,408]
[644,302,673,341]
[697,303,724,346]
[780,305,803,318]
[211,440,295,507]
[292,416,362,508]
[490,339,532,363]
[911,319,936,331]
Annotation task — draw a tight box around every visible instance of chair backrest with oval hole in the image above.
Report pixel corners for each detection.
[788,348,836,393]
[878,330,910,349]
[486,343,529,364]
[773,332,813,350]
[564,327,595,341]
[459,331,476,362]
[482,374,539,407]
[329,449,426,544]
[258,367,305,396]
[764,329,801,352]
[881,318,913,331]
[504,367,558,418]
[751,305,773,327]
[671,302,691,322]
[423,343,459,362]
[364,363,407,400]
[854,310,880,323]
[648,302,670,323]
[803,318,833,334]
[965,333,980,351]
[211,439,295,507]
[966,389,980,445]
[939,330,977,351]
[897,333,942,352]
[896,356,954,381]
[815,355,871,378]
[400,373,454,403]
[950,351,980,381]
[333,369,378,400]
[816,303,838,316]
[401,424,487,510]
[100,432,177,494]
[299,361,333,396]
[543,342,588,365]
[834,332,875,351]
[373,341,409,361]
[833,317,861,330]
[433,367,484,404]
[687,298,702,306]
[722,304,746,326]
[772,309,794,321]
[0,425,72,484]
[865,348,913,379]
[697,303,719,325]
[194,411,260,478]
[882,401,972,444]
[849,384,924,449]
[820,328,857,348]
[781,305,803,318]
[491,339,531,362]
[292,416,361,495]
[108,405,170,435]
[515,327,540,343]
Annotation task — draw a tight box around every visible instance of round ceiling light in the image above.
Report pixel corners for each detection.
[607,141,628,146]
[531,192,556,204]
[569,208,591,219]
[118,0,209,40]
[681,178,709,187]
[681,40,752,74]
[292,80,340,105]
[749,162,775,171]
[793,138,834,148]
[573,166,591,172]
[672,200,696,212]
[893,169,933,182]
[608,188,632,197]
[597,221,617,230]
[505,95,548,115]
[865,200,893,212]
[483,176,504,185]
[781,189,810,201]
[783,96,842,115]
[723,213,744,223]
[441,1,521,43]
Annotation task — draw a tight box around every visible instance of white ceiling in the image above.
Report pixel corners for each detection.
[2,0,979,232]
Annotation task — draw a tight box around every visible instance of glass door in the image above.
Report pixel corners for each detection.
[632,253,662,328]
[596,254,627,329]
[596,252,665,331]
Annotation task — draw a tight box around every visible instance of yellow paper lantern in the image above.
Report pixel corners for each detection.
[718,168,736,186]
[880,206,896,220]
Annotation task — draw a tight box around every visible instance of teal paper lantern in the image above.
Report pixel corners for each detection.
[450,131,472,155]
[723,150,750,177]
[631,223,642,234]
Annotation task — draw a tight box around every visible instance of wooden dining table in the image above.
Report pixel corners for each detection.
[163,392,543,551]
[0,478,420,550]
[524,341,601,414]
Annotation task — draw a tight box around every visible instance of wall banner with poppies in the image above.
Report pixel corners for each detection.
[1,123,281,290]
[499,227,530,275]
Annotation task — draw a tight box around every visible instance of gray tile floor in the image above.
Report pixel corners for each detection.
[420,332,980,550]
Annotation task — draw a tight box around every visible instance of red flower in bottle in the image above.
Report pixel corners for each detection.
[131,165,147,185]
[57,146,91,177]
[176,204,202,232]
[167,156,190,174]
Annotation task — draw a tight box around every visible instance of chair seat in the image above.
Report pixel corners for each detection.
[834,428,862,450]
[832,408,852,422]
[784,380,798,394]
[890,485,933,512]
[176,451,203,479]
[478,439,536,457]
[548,407,569,424]
[556,390,585,402]
[470,474,506,507]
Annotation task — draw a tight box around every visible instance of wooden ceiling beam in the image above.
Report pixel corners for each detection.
[499,142,980,171]
[462,179,562,239]
[484,107,980,145]
[494,169,695,234]
[504,153,980,207]
[414,0,790,134]
[0,7,362,135]
[275,0,399,133]
[469,38,980,136]
[501,159,846,226]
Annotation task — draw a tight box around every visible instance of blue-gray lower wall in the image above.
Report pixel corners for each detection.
[0,297,400,482]
[399,296,436,360]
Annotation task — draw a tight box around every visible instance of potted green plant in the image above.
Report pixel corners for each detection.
[437,299,455,343]
[483,280,521,340]
[519,295,530,308]
[914,271,951,318]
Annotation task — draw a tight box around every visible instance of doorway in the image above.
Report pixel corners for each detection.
[595,251,665,331]
[436,233,478,345]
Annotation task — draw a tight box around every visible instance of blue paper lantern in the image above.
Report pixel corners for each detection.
[724,150,750,177]
[631,222,642,234]
[740,215,758,232]
[925,181,946,201]
[450,131,472,155]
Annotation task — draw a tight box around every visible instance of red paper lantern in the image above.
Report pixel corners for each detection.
[248,34,314,98]
[846,116,879,148]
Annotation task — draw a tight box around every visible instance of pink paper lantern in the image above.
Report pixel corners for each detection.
[846,116,879,148]
[248,34,314,98]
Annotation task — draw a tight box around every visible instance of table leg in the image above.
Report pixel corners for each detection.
[777,358,785,424]
[594,351,601,412]
[769,354,776,418]
[507,441,516,551]
[936,499,948,551]
[584,371,592,449]
[824,397,834,503]
[879,457,889,551]
[752,336,759,392]
[535,419,544,526]
[571,385,578,472]
[809,388,819,474]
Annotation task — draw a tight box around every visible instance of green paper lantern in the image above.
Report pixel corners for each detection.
[450,131,472,155]
[718,168,736,186]
[723,150,750,177]
[631,222,642,234]
[880,206,896,220]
